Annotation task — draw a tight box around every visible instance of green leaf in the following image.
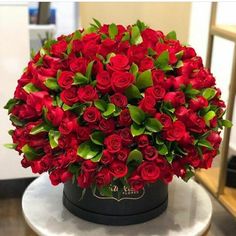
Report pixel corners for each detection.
[185,86,200,97]
[104,52,116,64]
[175,50,184,60]
[127,149,143,164]
[198,139,213,150]
[125,84,142,100]
[86,60,94,81]
[4,143,17,149]
[103,103,116,117]
[40,48,47,56]
[44,78,60,91]
[30,123,50,135]
[155,137,164,145]
[202,88,217,100]
[128,105,145,125]
[121,32,130,42]
[8,130,14,136]
[4,98,20,113]
[90,131,105,146]
[175,60,183,69]
[91,152,103,162]
[73,73,89,85]
[130,25,143,45]
[129,63,139,78]
[10,115,24,127]
[145,118,163,132]
[204,111,216,126]
[77,141,101,160]
[158,144,168,155]
[48,130,60,149]
[73,30,82,40]
[21,144,41,161]
[136,20,147,31]
[155,51,169,69]
[131,123,145,137]
[23,83,39,93]
[108,23,118,39]
[166,30,177,40]
[92,18,102,28]
[94,99,107,112]
[183,170,195,182]
[148,48,157,56]
[166,154,174,164]
[99,185,112,197]
[135,70,153,90]
[221,119,233,128]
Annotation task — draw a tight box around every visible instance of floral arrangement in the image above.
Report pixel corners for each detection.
[4,20,232,196]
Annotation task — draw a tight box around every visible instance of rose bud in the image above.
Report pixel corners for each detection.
[108,54,130,71]
[101,150,114,165]
[128,173,145,191]
[77,172,93,188]
[110,160,128,178]
[111,71,134,92]
[145,85,166,101]
[118,109,132,127]
[164,91,185,108]
[143,146,158,161]
[95,168,112,187]
[172,161,186,178]
[207,131,222,149]
[138,162,160,183]
[165,120,186,141]
[136,134,149,148]
[109,93,128,108]
[50,39,67,57]
[99,118,115,134]
[96,71,111,94]
[49,169,62,186]
[83,107,101,123]
[78,85,98,102]
[104,134,122,153]
[47,106,64,127]
[58,71,74,89]
[82,160,98,173]
[161,167,173,184]
[61,170,73,183]
[189,96,208,111]
[155,113,172,129]
[139,96,156,116]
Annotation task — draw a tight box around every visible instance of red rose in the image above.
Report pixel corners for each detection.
[138,162,160,183]
[172,76,188,89]
[187,112,206,133]
[179,132,194,146]
[119,128,133,145]
[136,134,149,148]
[82,41,99,58]
[47,107,64,127]
[141,28,162,47]
[110,93,128,108]
[155,113,172,129]
[110,160,128,178]
[98,38,116,57]
[69,57,87,74]
[207,131,222,149]
[82,160,97,173]
[116,149,129,162]
[50,40,67,57]
[139,57,154,72]
[96,71,111,93]
[101,150,114,165]
[108,54,130,71]
[172,161,186,178]
[164,91,185,107]
[152,69,165,85]
[77,126,91,141]
[83,107,101,123]
[82,32,100,43]
[99,118,115,134]
[72,39,83,53]
[61,170,73,183]
[104,134,122,153]
[165,121,186,141]
[78,85,98,102]
[143,146,158,161]
[189,96,208,111]
[161,167,173,184]
[49,169,62,185]
[118,109,132,127]
[139,96,156,115]
[128,45,147,63]
[77,172,92,188]
[111,71,134,92]
[145,85,166,101]
[95,168,112,187]
[58,71,74,89]
[60,86,79,106]
[128,173,145,191]
[182,46,196,59]
[59,116,76,135]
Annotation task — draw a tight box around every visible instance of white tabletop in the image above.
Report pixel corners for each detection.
[22,173,212,236]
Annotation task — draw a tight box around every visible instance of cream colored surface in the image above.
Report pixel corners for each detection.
[79,2,191,43]
[0,5,35,179]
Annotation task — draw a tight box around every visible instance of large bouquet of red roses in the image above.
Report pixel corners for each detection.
[4,20,231,195]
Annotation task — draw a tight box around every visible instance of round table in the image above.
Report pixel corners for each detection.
[22,173,212,236]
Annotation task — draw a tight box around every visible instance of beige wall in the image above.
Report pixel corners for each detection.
[79,2,191,43]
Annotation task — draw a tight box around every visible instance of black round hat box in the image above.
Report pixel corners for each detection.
[63,180,168,225]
